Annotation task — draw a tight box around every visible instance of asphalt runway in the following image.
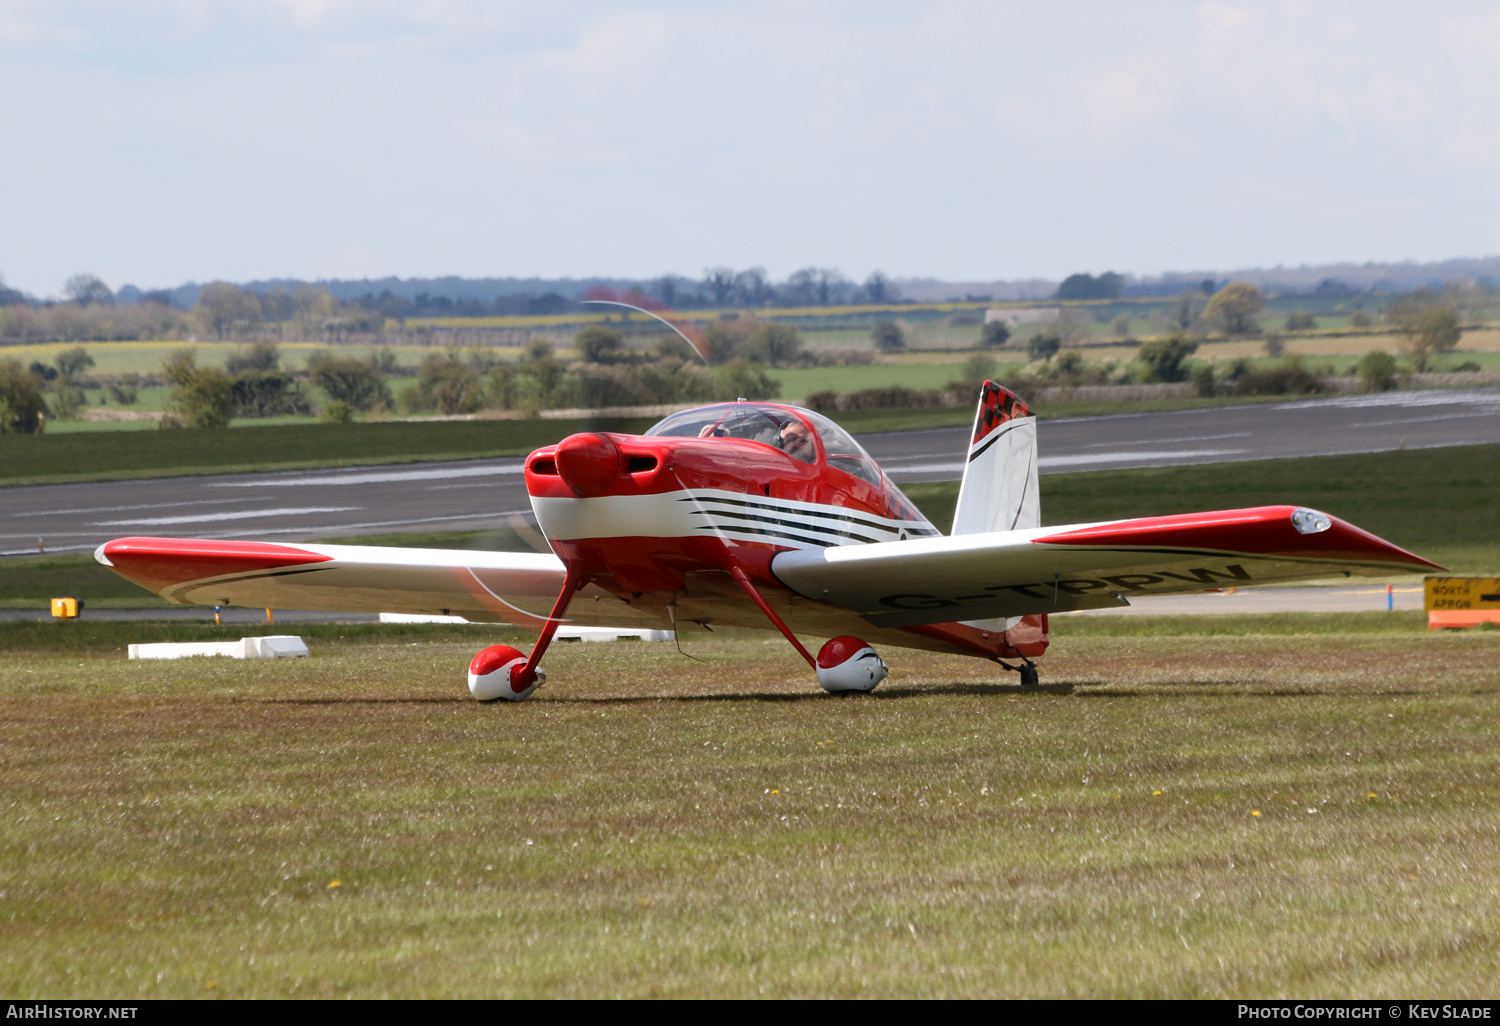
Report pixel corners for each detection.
[5,387,1499,558]
[862,386,1500,482]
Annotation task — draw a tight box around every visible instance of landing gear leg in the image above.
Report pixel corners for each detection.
[726,565,817,669]
[998,657,1040,688]
[512,568,583,692]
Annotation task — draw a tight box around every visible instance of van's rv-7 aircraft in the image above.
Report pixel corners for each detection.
[97,382,1440,701]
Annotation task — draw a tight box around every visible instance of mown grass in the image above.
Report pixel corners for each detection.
[823,394,1309,435]
[0,553,176,610]
[0,416,657,487]
[1,616,1497,997]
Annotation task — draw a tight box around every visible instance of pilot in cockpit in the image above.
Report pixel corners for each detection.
[687,407,815,461]
[775,418,816,462]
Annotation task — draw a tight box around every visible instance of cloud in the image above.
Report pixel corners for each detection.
[0,0,88,48]
[536,10,672,81]
[1191,1,1320,112]
[1078,55,1178,133]
[268,0,346,30]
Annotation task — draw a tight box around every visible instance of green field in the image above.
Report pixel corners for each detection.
[15,329,1500,443]
[825,393,1341,435]
[0,416,659,487]
[2,613,1497,997]
[769,359,1023,398]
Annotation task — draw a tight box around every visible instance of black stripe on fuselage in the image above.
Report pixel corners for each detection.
[689,508,896,545]
[683,494,938,536]
[695,523,851,548]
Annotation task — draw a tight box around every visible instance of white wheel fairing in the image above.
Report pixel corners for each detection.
[815,636,889,693]
[468,644,545,702]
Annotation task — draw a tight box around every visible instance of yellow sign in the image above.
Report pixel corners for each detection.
[50,597,80,618]
[1424,577,1500,612]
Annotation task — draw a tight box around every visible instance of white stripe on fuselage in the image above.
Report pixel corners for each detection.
[531,488,939,550]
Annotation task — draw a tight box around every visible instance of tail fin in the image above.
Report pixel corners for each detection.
[950,381,1038,535]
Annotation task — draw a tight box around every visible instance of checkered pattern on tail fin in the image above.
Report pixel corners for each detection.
[972,381,1032,446]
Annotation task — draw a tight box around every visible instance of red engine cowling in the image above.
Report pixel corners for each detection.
[554,433,620,496]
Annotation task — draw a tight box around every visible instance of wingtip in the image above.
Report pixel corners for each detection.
[1324,515,1445,573]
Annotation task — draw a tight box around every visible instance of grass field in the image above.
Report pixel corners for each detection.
[0,340,526,377]
[10,330,1498,453]
[0,416,658,487]
[767,360,1025,398]
[1,613,1497,997]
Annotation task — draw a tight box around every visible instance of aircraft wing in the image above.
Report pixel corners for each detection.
[95,537,660,629]
[770,505,1442,628]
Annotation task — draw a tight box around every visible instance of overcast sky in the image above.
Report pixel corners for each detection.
[2,1,1497,296]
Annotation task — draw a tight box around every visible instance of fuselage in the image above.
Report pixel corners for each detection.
[522,401,1049,660]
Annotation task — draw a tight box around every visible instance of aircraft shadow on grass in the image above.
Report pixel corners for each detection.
[255,680,1087,706]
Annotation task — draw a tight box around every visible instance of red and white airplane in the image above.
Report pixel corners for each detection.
[97,382,1440,701]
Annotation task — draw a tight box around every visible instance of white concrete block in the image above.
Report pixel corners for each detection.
[379,612,471,624]
[375,614,670,642]
[243,635,309,658]
[128,636,308,660]
[129,641,245,660]
[556,627,673,643]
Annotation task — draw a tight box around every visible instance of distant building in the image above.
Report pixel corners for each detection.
[985,306,1061,327]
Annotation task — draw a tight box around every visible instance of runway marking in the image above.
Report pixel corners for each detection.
[1039,449,1246,468]
[13,499,248,518]
[1271,389,1500,411]
[1348,411,1500,428]
[212,464,526,488]
[883,462,966,477]
[1,511,537,555]
[195,510,538,537]
[92,506,361,527]
[882,448,1249,477]
[1083,432,1251,448]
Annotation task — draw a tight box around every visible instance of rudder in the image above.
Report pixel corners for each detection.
[950,380,1038,535]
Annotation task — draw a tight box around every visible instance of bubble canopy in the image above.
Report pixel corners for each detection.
[645,403,884,488]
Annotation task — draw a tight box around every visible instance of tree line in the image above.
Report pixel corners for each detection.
[0,267,913,346]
